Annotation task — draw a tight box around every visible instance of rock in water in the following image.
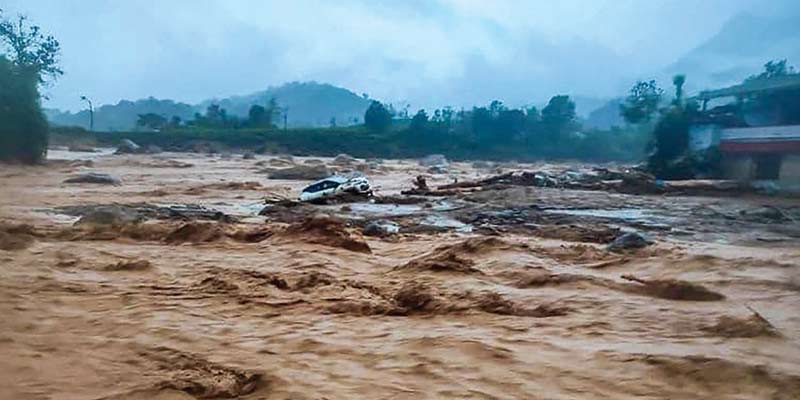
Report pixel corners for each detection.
[63,173,122,185]
[607,232,654,252]
[75,205,143,226]
[115,139,142,154]
[363,220,400,237]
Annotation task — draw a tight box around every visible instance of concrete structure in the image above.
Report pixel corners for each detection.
[688,124,721,151]
[719,125,800,185]
[691,74,800,189]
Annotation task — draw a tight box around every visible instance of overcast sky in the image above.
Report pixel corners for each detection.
[2,0,795,111]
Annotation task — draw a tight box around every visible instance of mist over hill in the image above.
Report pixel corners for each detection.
[199,82,371,128]
[47,82,371,130]
[45,98,196,131]
[666,12,800,92]
[44,10,800,132]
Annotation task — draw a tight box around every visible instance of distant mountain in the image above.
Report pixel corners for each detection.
[199,81,372,128]
[569,96,612,118]
[46,97,196,131]
[583,98,624,130]
[667,12,800,92]
[47,82,373,130]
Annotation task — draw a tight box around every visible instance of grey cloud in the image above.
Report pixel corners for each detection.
[2,0,797,112]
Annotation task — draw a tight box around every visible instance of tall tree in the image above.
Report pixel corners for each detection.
[0,10,60,164]
[620,80,663,124]
[541,95,577,143]
[248,104,271,127]
[136,113,167,130]
[410,109,429,132]
[672,75,686,105]
[0,10,62,82]
[364,101,391,132]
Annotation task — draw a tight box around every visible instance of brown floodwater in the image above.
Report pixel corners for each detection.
[1,150,799,399]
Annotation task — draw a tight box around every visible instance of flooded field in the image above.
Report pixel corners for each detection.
[1,150,800,399]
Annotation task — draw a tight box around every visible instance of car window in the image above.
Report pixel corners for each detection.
[302,182,325,192]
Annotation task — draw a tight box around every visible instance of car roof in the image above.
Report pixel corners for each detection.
[311,176,349,185]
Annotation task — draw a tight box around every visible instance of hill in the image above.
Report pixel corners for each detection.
[46,98,196,131]
[47,82,372,130]
[198,81,371,128]
[667,12,800,91]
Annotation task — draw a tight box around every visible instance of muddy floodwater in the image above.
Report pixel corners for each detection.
[1,150,800,399]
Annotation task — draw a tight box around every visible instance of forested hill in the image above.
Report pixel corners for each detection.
[45,98,196,132]
[200,81,371,128]
[46,82,371,130]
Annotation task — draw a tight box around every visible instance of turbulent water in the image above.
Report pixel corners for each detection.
[1,151,799,399]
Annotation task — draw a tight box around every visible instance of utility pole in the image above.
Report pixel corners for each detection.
[80,96,94,131]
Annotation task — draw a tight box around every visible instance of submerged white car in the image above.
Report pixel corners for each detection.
[299,175,372,202]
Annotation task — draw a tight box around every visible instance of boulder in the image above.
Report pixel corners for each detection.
[63,173,122,185]
[607,232,654,252]
[242,151,256,160]
[74,205,143,226]
[363,220,400,237]
[115,139,142,154]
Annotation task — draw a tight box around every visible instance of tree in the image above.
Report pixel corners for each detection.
[648,106,691,178]
[0,10,62,83]
[0,56,48,163]
[745,60,800,125]
[620,80,663,124]
[364,100,391,132]
[203,104,227,126]
[541,95,577,142]
[0,10,60,164]
[410,109,429,131]
[136,113,167,130]
[248,104,271,127]
[167,115,182,129]
[747,59,794,81]
[672,75,686,105]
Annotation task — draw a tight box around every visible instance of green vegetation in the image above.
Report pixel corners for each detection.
[364,101,392,133]
[620,80,663,124]
[0,9,61,164]
[52,92,651,162]
[0,56,49,163]
[743,59,800,125]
